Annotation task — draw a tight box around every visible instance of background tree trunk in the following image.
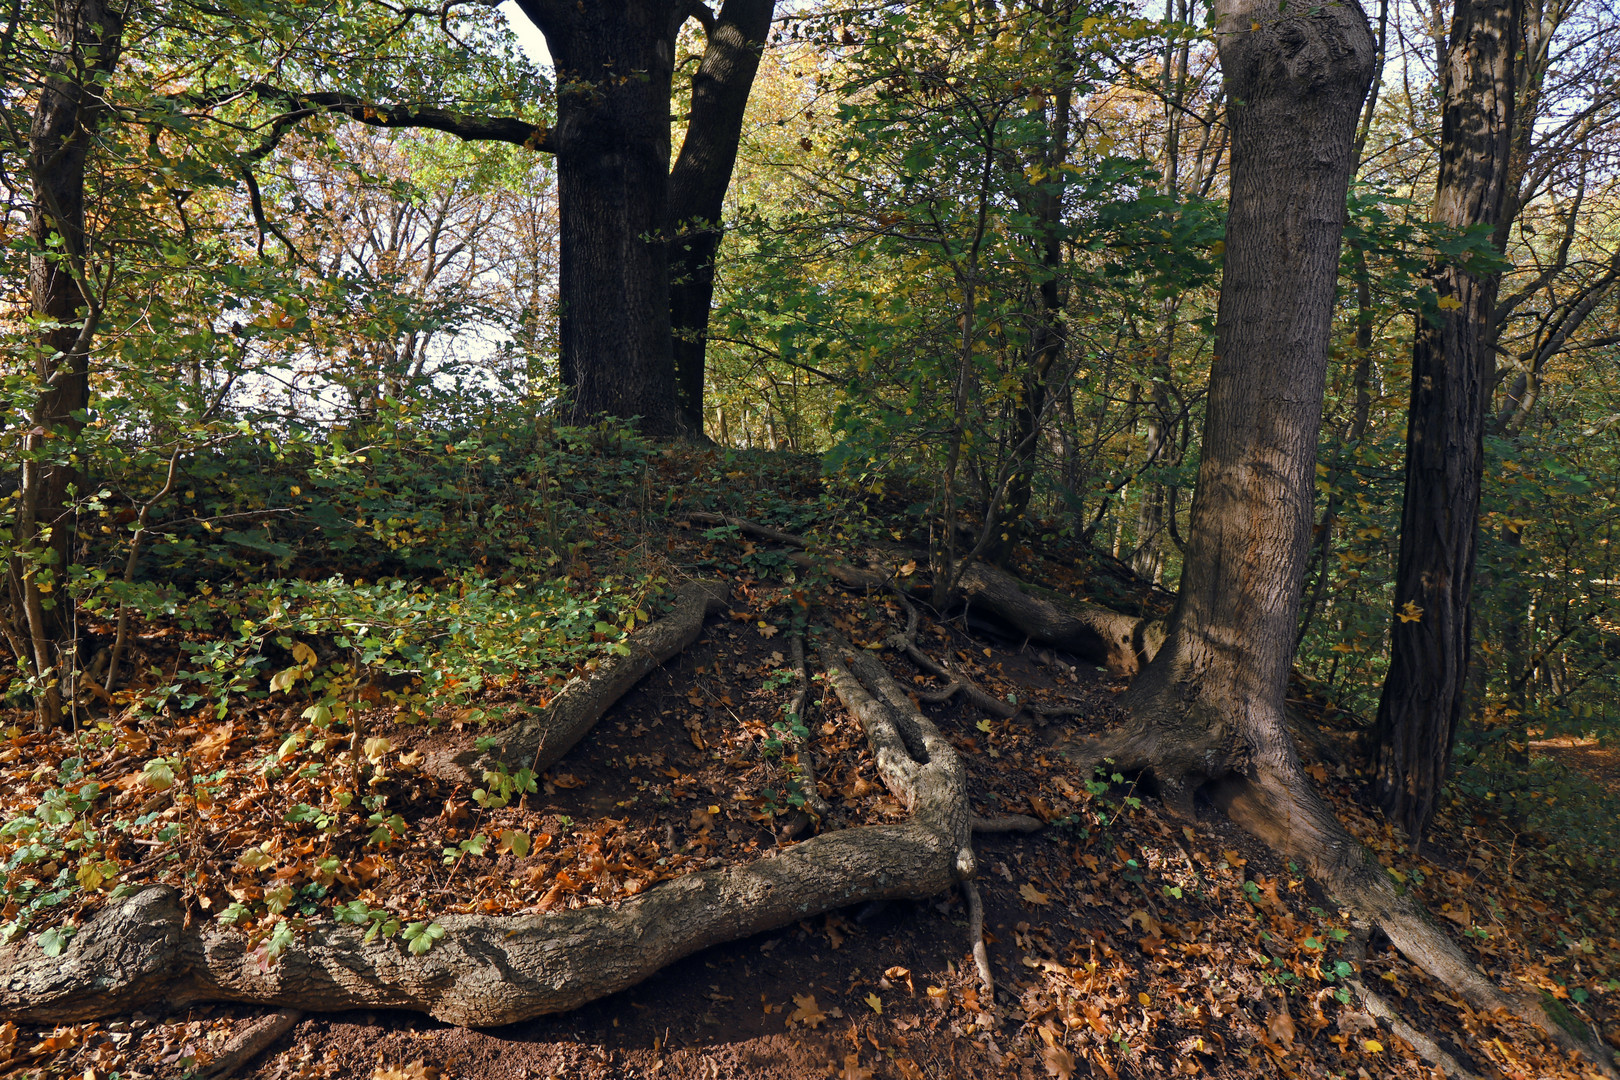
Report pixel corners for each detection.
[519,0,684,436]
[5,0,124,726]
[668,0,775,433]
[1371,0,1520,847]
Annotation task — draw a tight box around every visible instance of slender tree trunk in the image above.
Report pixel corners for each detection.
[520,0,683,436]
[1371,0,1520,846]
[668,0,775,432]
[5,0,124,727]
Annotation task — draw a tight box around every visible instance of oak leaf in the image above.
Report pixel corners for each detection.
[789,993,827,1029]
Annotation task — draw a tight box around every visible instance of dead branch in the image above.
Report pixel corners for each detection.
[199,1008,303,1080]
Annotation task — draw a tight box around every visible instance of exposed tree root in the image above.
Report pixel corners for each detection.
[954,561,1158,677]
[883,592,1018,720]
[424,579,731,787]
[199,1007,303,1080]
[963,879,995,1003]
[1078,733,1620,1077]
[0,625,974,1028]
[1353,981,1481,1080]
[777,632,833,837]
[971,813,1045,835]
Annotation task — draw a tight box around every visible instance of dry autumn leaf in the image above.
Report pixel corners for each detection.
[371,1061,440,1080]
[839,1053,874,1080]
[1267,1007,1296,1048]
[788,993,827,1028]
[1020,882,1052,905]
[1043,1043,1076,1080]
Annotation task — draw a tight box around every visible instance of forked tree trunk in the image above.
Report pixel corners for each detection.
[668,0,775,433]
[1371,0,1520,846]
[518,0,684,436]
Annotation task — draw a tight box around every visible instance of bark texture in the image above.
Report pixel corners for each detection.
[1371,0,1520,846]
[1083,4,1611,1067]
[668,0,775,431]
[0,635,972,1027]
[425,579,731,785]
[1119,0,1376,806]
[517,0,685,435]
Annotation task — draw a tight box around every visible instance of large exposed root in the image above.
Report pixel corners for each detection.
[425,578,731,786]
[0,625,974,1028]
[954,561,1158,677]
[1204,764,1619,1076]
[683,514,1155,679]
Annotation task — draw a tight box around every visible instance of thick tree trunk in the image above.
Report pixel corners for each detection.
[1123,0,1377,798]
[519,0,683,436]
[668,0,775,432]
[5,0,123,726]
[1080,3,1610,1067]
[1371,0,1520,846]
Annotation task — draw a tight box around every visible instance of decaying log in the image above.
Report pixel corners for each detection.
[0,629,973,1027]
[954,561,1158,677]
[425,578,731,786]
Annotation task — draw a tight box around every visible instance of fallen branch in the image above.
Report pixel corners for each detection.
[425,578,731,786]
[199,1007,303,1080]
[0,628,973,1027]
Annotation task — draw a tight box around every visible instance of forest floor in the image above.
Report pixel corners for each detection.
[2,448,1617,1080]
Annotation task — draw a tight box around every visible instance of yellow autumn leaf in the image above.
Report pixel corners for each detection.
[1363,1039,1384,1053]
[1138,992,1152,1006]
[1436,295,1464,310]
[865,992,882,1014]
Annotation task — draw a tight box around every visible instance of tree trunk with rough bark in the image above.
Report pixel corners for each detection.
[1371,0,1520,847]
[1076,3,1608,1066]
[4,0,124,727]
[668,0,775,433]
[518,0,684,436]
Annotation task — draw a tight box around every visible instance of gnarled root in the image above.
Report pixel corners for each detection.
[0,626,973,1028]
[425,579,731,786]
